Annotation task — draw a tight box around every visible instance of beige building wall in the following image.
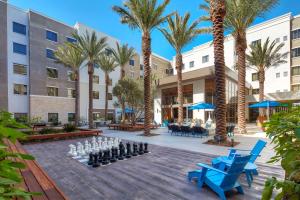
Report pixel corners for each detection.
[30,95,75,124]
[150,54,172,79]
[124,54,141,79]
[291,16,300,88]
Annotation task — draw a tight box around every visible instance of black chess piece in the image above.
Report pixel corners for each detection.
[87,152,93,165]
[98,150,103,163]
[132,143,138,156]
[144,143,149,153]
[92,154,100,167]
[126,142,132,158]
[102,150,109,165]
[138,142,144,155]
[118,142,125,160]
[110,147,117,163]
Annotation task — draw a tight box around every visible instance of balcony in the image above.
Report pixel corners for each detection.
[291,75,300,84]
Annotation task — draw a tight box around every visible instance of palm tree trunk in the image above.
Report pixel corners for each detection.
[75,70,80,126]
[236,34,247,134]
[176,53,184,125]
[211,0,227,142]
[88,63,94,129]
[142,32,152,136]
[120,65,126,79]
[104,73,109,121]
[120,64,126,123]
[259,69,265,117]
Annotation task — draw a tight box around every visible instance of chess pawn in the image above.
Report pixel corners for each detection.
[144,143,149,153]
[68,144,74,156]
[110,147,117,163]
[97,137,102,144]
[126,142,132,158]
[88,152,93,165]
[118,142,125,160]
[102,150,109,165]
[84,141,89,152]
[132,143,138,156]
[98,150,103,163]
[92,154,100,168]
[138,143,144,155]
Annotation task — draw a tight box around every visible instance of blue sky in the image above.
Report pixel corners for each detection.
[9,0,300,60]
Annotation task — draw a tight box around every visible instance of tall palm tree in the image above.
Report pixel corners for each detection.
[159,12,210,125]
[247,37,287,116]
[72,31,107,129]
[55,43,85,126]
[97,54,118,120]
[201,0,227,142]
[111,42,136,80]
[224,0,278,134]
[113,0,172,135]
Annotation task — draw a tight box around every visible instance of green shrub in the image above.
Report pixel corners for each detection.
[63,124,76,132]
[38,128,61,135]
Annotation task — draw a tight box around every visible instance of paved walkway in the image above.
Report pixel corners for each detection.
[101,127,275,164]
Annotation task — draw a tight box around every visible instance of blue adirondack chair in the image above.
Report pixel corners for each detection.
[188,155,251,200]
[211,139,267,187]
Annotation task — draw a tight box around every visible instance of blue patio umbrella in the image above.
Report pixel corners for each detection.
[188,102,215,110]
[125,108,135,114]
[249,100,280,121]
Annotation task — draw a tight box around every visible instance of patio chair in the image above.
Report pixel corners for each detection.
[171,125,181,136]
[193,127,208,138]
[211,139,267,187]
[188,155,251,200]
[181,126,192,136]
[226,125,235,137]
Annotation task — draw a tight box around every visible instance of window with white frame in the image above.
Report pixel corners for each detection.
[67,88,76,98]
[202,55,209,63]
[276,73,280,78]
[14,84,27,95]
[13,63,27,75]
[189,61,194,68]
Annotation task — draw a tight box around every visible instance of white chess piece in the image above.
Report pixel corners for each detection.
[68,144,75,156]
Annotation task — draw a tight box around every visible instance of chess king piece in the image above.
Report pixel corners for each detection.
[118,142,125,160]
[110,147,117,163]
[132,143,138,156]
[88,152,93,165]
[138,143,144,155]
[92,154,100,168]
[144,143,149,153]
[102,150,109,165]
[126,142,132,158]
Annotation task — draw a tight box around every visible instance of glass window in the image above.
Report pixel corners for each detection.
[66,37,76,43]
[46,48,56,60]
[93,91,99,99]
[202,55,209,63]
[140,64,144,70]
[93,113,102,120]
[47,87,58,96]
[252,73,258,81]
[48,113,58,123]
[67,88,76,98]
[13,63,27,75]
[47,68,58,79]
[93,75,99,84]
[292,85,300,92]
[13,22,26,35]
[292,29,300,40]
[14,84,27,95]
[283,36,288,41]
[252,89,259,95]
[276,73,280,78]
[292,48,300,58]
[153,63,158,70]
[251,39,261,46]
[283,71,288,77]
[275,38,280,43]
[189,61,194,68]
[13,43,26,55]
[129,59,135,66]
[105,48,113,56]
[14,113,28,122]
[46,30,58,42]
[292,66,300,76]
[68,113,75,122]
[108,93,113,100]
[67,71,75,81]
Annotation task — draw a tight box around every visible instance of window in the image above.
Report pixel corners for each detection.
[292,84,300,92]
[165,68,174,75]
[67,88,76,98]
[283,36,288,41]
[189,61,194,68]
[202,55,209,63]
[292,48,300,58]
[276,73,280,78]
[108,93,113,100]
[252,89,259,95]
[68,113,75,122]
[283,71,288,77]
[14,84,27,95]
[251,39,261,46]
[292,66,300,76]
[93,113,101,120]
[140,64,144,70]
[46,30,58,42]
[252,73,258,81]
[47,68,58,79]
[93,75,99,84]
[13,22,26,35]
[46,48,56,60]
[292,29,300,40]
[275,38,280,43]
[14,113,28,122]
[47,87,58,96]
[66,37,76,43]
[48,113,58,123]
[13,43,26,55]
[93,91,99,99]
[67,71,75,81]
[105,48,113,56]
[129,59,135,66]
[13,63,27,75]
[153,64,158,70]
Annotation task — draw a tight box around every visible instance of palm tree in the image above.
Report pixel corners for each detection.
[113,0,172,135]
[246,37,287,116]
[111,42,136,80]
[200,0,227,142]
[223,0,278,134]
[72,31,107,129]
[97,54,118,120]
[55,43,85,126]
[159,12,210,125]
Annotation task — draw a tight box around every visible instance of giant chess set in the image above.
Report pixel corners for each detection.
[67,136,150,168]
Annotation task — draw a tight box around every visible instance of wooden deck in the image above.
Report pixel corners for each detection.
[23,137,283,200]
